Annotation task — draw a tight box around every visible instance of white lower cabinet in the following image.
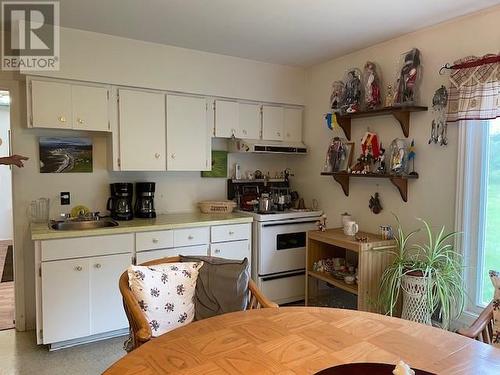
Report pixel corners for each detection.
[90,253,131,335]
[136,245,209,264]
[210,240,250,260]
[41,252,131,344]
[41,258,91,344]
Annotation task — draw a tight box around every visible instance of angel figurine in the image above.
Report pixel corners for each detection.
[363,61,381,110]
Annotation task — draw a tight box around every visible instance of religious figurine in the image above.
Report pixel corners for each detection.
[377,144,386,173]
[329,80,345,112]
[385,84,394,108]
[342,68,362,113]
[323,137,346,172]
[363,61,381,110]
[389,138,409,175]
[369,192,383,214]
[316,214,327,232]
[394,48,421,106]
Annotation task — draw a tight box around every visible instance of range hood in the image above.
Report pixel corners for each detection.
[228,139,307,154]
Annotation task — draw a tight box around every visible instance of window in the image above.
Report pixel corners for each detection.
[457,118,500,313]
[479,118,500,305]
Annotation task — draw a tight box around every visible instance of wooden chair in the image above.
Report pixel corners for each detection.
[457,302,495,344]
[119,256,279,351]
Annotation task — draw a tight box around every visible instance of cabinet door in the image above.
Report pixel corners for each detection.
[72,85,110,132]
[237,103,261,139]
[210,240,250,261]
[283,108,302,142]
[90,253,131,335]
[214,100,238,138]
[166,95,209,171]
[262,106,284,141]
[118,89,166,171]
[41,259,90,344]
[30,80,72,129]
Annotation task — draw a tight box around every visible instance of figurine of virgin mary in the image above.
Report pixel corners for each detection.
[363,61,381,110]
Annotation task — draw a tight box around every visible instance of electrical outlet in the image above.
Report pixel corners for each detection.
[60,192,70,205]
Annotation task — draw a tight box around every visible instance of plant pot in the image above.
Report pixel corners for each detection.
[401,274,431,325]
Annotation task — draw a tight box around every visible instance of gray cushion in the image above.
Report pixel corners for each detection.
[179,255,250,320]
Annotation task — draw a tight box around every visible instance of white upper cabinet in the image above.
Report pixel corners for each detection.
[30,80,72,129]
[118,89,166,171]
[214,101,261,140]
[72,85,110,132]
[214,100,238,138]
[237,103,261,139]
[262,105,284,141]
[283,107,303,142]
[29,79,110,131]
[166,94,210,171]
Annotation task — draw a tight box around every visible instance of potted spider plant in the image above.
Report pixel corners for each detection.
[377,216,465,330]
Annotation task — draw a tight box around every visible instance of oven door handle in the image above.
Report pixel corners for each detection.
[261,269,305,281]
[261,219,319,227]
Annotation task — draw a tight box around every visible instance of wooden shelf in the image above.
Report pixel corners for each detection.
[308,270,358,295]
[336,106,428,140]
[321,171,418,202]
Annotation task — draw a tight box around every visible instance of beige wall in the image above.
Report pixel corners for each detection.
[294,7,500,236]
[4,29,306,330]
[0,105,13,240]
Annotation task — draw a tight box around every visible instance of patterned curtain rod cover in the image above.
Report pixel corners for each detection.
[447,53,500,123]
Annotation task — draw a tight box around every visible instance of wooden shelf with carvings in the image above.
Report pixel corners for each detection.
[336,105,428,140]
[321,171,419,202]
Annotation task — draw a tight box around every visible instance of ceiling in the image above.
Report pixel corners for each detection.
[58,0,500,67]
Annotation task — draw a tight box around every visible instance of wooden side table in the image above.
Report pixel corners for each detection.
[306,228,395,312]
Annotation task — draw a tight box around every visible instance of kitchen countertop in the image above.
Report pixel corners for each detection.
[31,212,253,241]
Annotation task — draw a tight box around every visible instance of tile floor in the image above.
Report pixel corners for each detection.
[0,329,126,375]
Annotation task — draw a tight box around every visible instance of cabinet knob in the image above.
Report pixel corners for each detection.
[229,231,234,235]
[58,116,67,123]
[214,249,220,254]
[155,153,160,159]
[188,235,194,240]
[94,263,101,269]
[152,238,159,244]
[74,266,83,271]
[171,153,176,159]
[77,118,84,124]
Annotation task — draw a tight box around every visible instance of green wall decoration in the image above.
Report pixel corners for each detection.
[201,150,228,178]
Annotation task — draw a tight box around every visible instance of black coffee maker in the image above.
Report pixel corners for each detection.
[107,183,134,221]
[135,182,156,218]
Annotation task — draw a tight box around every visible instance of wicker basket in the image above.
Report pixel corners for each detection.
[198,200,237,214]
[401,274,432,325]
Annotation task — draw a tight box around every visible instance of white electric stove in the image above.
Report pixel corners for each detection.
[238,209,323,304]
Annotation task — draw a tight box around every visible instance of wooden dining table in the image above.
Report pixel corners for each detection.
[104,307,500,374]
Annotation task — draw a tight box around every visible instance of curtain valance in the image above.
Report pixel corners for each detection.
[447,54,500,123]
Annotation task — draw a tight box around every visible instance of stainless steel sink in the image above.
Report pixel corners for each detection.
[50,218,119,231]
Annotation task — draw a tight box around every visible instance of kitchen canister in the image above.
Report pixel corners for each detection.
[379,225,394,240]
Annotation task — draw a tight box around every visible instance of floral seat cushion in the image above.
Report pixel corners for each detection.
[127,261,203,337]
[490,270,500,347]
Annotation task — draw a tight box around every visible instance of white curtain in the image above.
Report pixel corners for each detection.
[454,120,489,316]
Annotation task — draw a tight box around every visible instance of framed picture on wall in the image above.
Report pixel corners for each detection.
[201,150,228,178]
[39,137,93,173]
[338,142,354,172]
